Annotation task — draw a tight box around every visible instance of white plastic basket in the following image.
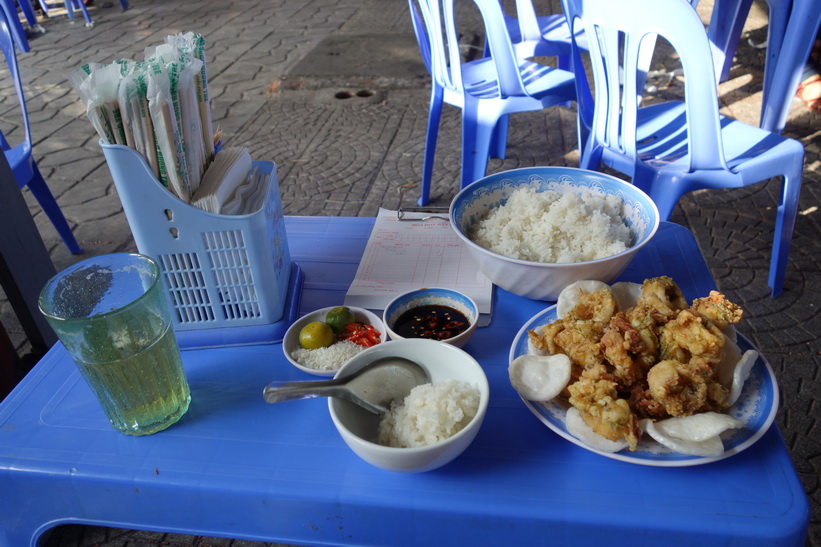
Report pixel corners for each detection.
[101,142,292,337]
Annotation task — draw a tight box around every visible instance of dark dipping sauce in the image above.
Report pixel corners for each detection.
[393,304,470,341]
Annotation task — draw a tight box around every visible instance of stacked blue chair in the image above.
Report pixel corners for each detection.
[701,0,792,128]
[37,0,94,27]
[704,0,791,86]
[561,0,804,297]
[408,0,576,205]
[759,0,820,133]
[494,0,580,59]
[487,0,586,160]
[0,12,82,254]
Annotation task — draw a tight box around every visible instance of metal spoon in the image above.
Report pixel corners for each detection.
[263,356,430,414]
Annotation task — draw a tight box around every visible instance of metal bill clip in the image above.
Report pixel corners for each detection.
[397,207,450,222]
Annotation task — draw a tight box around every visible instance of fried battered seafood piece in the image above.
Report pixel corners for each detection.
[565,288,618,322]
[629,385,670,420]
[659,310,725,365]
[529,287,616,363]
[529,318,607,369]
[647,359,717,417]
[624,303,662,368]
[601,314,646,387]
[690,291,743,330]
[568,378,641,450]
[529,322,562,355]
[637,276,688,322]
[554,320,606,368]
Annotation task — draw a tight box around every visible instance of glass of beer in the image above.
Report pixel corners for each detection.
[39,253,190,436]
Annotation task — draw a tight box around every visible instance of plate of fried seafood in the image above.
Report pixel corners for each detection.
[508,277,778,467]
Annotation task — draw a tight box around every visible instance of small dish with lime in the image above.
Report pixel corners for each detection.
[282,306,387,376]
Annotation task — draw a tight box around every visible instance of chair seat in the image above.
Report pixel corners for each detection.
[505,13,571,56]
[462,57,575,101]
[603,101,800,184]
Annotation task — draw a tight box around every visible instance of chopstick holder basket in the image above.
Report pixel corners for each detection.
[100,142,292,336]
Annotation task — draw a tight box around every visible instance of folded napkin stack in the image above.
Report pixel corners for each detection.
[191,147,268,215]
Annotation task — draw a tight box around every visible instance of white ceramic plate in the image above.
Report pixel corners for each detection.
[283,306,387,376]
[509,305,779,467]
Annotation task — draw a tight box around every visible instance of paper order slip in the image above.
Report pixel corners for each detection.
[344,208,493,313]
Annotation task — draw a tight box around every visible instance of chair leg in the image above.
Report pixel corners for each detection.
[25,164,83,255]
[418,84,444,206]
[489,115,508,159]
[759,1,790,125]
[767,148,804,297]
[556,55,574,109]
[707,0,754,83]
[16,0,39,27]
[63,0,75,19]
[70,0,94,26]
[460,100,497,189]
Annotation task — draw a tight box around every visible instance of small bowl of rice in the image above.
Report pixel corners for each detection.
[328,338,490,473]
[449,167,660,301]
[283,306,387,376]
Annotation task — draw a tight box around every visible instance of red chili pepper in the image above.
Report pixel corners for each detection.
[338,322,382,348]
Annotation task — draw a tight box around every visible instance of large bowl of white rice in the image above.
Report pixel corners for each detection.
[328,338,490,473]
[450,167,659,301]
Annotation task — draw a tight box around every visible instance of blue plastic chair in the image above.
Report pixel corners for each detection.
[704,0,791,86]
[11,0,39,31]
[409,0,575,205]
[0,0,30,51]
[486,0,587,160]
[759,0,820,132]
[562,0,804,297]
[497,0,578,59]
[700,0,792,128]
[38,0,94,27]
[0,13,82,254]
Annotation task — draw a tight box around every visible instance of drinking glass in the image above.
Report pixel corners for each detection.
[39,253,190,435]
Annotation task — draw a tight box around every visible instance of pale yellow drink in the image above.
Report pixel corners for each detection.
[75,324,189,435]
[39,253,190,435]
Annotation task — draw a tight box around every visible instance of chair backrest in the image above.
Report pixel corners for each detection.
[410,0,532,99]
[408,0,433,74]
[0,9,33,152]
[511,0,543,44]
[562,0,727,172]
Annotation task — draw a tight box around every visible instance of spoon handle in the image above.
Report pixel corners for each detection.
[262,379,348,404]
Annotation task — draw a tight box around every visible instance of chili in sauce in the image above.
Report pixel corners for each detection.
[392,305,469,341]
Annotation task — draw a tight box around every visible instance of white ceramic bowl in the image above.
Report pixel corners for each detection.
[328,339,490,473]
[449,167,660,301]
[382,287,479,349]
[282,306,387,376]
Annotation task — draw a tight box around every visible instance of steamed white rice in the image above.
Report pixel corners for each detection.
[377,379,479,448]
[470,186,632,263]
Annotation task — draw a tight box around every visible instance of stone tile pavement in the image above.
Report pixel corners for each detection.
[0,0,818,545]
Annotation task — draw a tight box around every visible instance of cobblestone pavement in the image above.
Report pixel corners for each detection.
[0,0,818,545]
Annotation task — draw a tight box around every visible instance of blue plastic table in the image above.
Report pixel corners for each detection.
[0,217,809,546]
